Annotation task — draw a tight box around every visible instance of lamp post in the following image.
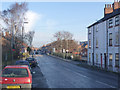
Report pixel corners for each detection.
[21,21,28,59]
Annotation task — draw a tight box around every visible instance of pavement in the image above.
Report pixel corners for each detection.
[32,66,49,88]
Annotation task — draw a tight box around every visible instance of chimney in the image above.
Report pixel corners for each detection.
[113,0,120,10]
[5,32,9,37]
[104,4,113,16]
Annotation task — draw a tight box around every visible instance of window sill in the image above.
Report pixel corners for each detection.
[115,24,119,27]
[114,45,120,47]
[109,26,113,28]
[109,65,113,67]
[89,47,91,49]
[115,66,119,68]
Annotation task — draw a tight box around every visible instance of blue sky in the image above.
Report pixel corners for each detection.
[1,1,113,47]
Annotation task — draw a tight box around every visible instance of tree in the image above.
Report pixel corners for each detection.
[1,2,31,61]
[2,2,28,36]
[53,31,78,53]
[24,31,35,46]
[27,46,31,54]
[54,31,73,41]
[54,31,63,40]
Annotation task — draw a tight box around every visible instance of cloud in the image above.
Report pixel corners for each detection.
[32,31,53,47]
[46,19,58,31]
[24,10,42,33]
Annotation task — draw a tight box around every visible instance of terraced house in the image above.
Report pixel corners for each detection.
[88,0,120,72]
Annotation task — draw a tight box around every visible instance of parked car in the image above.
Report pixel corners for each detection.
[15,60,31,71]
[26,58,38,67]
[0,65,32,89]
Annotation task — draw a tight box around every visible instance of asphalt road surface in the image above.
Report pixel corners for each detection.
[35,54,118,88]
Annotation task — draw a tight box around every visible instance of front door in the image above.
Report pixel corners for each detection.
[92,53,94,65]
[104,53,107,68]
[101,54,102,68]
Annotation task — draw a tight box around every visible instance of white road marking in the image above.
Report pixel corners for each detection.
[65,68,116,88]
[95,80,116,88]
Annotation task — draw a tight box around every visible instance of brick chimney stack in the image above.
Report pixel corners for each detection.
[5,32,9,37]
[113,0,120,10]
[104,0,120,16]
[104,4,113,15]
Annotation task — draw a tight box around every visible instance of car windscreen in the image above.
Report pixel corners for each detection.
[1,68,29,77]
[27,58,34,61]
[16,62,29,66]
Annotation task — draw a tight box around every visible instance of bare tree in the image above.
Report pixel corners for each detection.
[62,31,73,40]
[54,31,73,41]
[2,2,28,36]
[53,31,77,53]
[54,31,63,40]
[24,31,35,46]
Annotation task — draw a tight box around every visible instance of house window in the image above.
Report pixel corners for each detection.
[109,33,112,46]
[115,53,119,67]
[89,39,91,48]
[115,32,119,45]
[96,54,98,65]
[109,19,113,28]
[115,16,119,26]
[88,29,91,34]
[96,38,98,48]
[109,54,112,66]
[96,25,98,32]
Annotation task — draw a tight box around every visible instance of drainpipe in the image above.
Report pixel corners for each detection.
[106,20,108,70]
[118,16,120,73]
[93,26,95,66]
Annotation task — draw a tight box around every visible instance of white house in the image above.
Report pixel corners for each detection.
[88,0,120,72]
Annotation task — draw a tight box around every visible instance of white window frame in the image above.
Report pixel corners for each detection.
[96,25,98,32]
[115,16,119,26]
[109,19,113,28]
[109,54,113,66]
[96,38,98,48]
[96,54,98,65]
[109,33,112,46]
[115,32,119,45]
[115,53,119,67]
[89,39,91,48]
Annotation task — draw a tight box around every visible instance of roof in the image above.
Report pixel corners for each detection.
[88,8,120,28]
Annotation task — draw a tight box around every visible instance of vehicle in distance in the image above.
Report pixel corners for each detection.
[0,65,32,89]
[15,60,31,71]
[26,58,38,67]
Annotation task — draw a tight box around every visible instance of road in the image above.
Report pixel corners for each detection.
[35,54,118,88]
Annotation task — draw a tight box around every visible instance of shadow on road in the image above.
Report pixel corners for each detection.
[32,66,49,88]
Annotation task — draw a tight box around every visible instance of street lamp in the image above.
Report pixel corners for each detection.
[21,21,28,59]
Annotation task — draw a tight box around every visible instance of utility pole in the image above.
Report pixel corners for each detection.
[11,22,15,63]
[21,22,28,59]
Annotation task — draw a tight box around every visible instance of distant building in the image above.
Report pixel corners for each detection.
[88,1,120,72]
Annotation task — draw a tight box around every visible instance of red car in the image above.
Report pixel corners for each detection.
[0,65,32,89]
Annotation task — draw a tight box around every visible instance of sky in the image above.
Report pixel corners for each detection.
[1,0,113,47]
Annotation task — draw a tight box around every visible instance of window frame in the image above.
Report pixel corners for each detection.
[115,16,119,26]
[115,32,119,45]
[109,54,113,67]
[109,19,113,28]
[96,54,98,65]
[109,33,112,46]
[115,53,119,67]
[89,39,91,48]
[96,38,98,48]
[96,25,98,32]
